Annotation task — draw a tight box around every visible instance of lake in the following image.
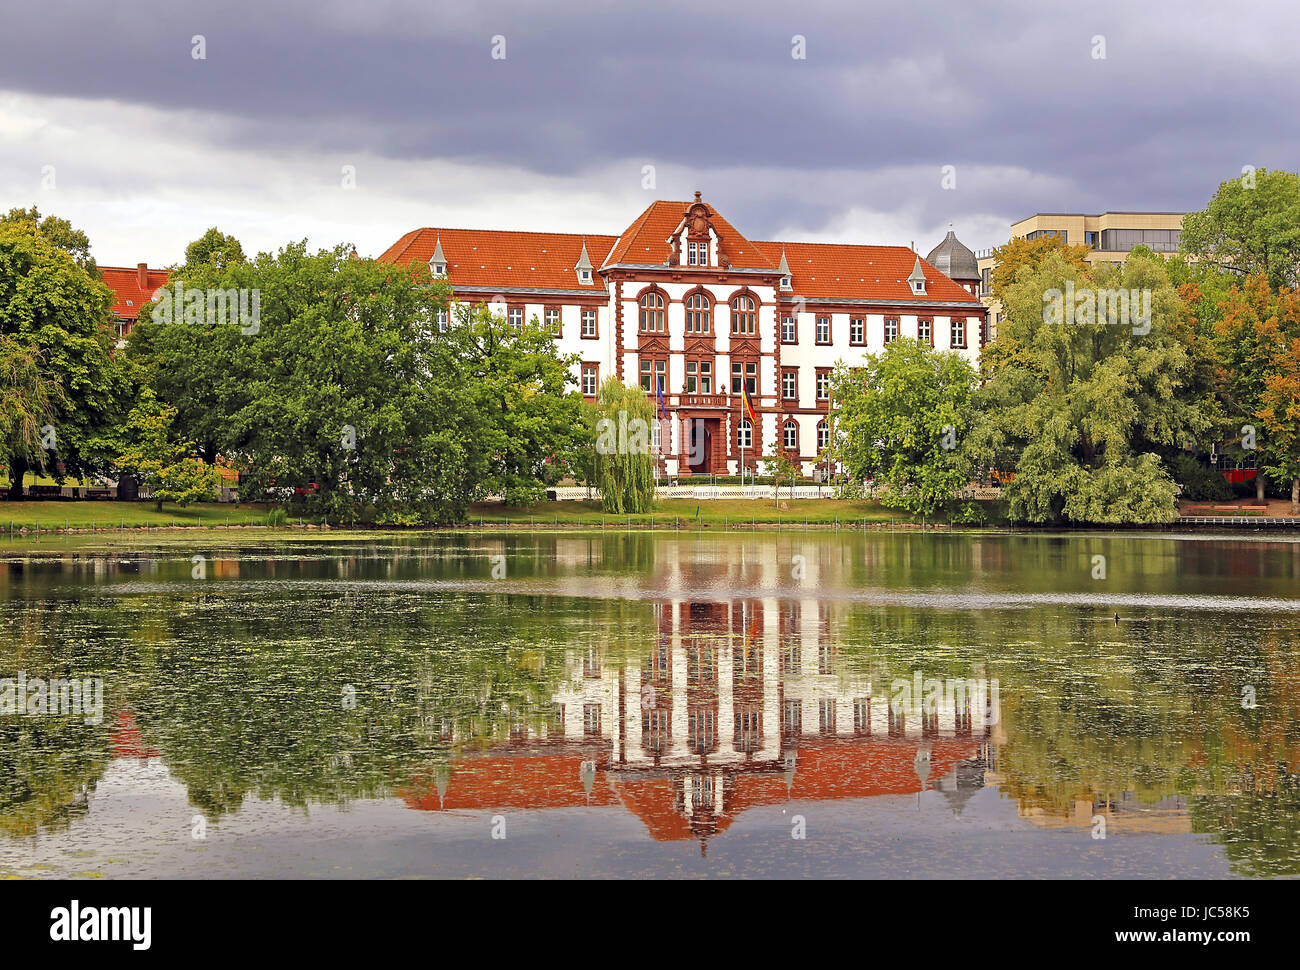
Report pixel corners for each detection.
[2,529,1298,878]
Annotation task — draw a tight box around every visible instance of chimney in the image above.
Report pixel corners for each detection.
[137,262,148,290]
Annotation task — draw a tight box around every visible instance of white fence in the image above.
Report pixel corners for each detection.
[549,484,836,501]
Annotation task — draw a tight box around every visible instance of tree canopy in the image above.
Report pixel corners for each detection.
[829,338,978,517]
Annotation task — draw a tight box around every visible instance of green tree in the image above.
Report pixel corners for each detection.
[1181,169,1300,291]
[829,338,977,518]
[764,444,800,505]
[116,390,222,510]
[591,376,656,514]
[183,227,246,273]
[967,249,1215,524]
[128,245,581,523]
[0,206,96,273]
[0,222,126,496]
[983,234,1092,379]
[0,336,66,480]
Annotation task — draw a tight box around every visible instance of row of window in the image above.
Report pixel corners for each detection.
[731,418,831,452]
[640,292,757,335]
[441,300,968,349]
[436,305,600,337]
[780,315,965,348]
[635,360,834,402]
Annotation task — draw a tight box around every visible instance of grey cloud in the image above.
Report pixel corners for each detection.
[1,0,1297,244]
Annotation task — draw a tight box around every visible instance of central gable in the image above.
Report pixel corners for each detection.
[603,194,775,271]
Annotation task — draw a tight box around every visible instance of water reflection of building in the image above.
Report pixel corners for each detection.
[403,597,997,851]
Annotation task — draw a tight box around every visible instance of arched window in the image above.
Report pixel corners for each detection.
[730,293,756,336]
[783,420,798,451]
[685,291,711,334]
[737,418,753,450]
[817,420,830,452]
[639,290,666,333]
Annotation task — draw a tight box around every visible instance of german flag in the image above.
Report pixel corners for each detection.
[741,383,758,426]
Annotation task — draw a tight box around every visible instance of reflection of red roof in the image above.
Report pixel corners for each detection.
[110,710,160,759]
[733,737,975,812]
[100,265,171,320]
[400,752,621,811]
[400,736,979,841]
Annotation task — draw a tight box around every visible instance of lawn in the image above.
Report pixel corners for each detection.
[467,498,961,528]
[0,500,276,533]
[0,495,1000,537]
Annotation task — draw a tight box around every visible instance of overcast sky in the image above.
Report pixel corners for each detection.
[1,0,1295,268]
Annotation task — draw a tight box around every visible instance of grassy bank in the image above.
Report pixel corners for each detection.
[0,500,277,533]
[0,495,998,542]
[466,498,939,527]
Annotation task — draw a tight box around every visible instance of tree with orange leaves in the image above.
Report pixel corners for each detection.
[1211,274,1300,503]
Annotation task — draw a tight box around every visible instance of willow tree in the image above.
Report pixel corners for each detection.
[591,376,656,513]
[0,335,66,481]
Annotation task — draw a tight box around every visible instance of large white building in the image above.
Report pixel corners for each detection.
[381,194,988,477]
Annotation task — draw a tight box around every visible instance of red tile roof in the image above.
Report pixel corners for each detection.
[378,228,617,292]
[100,265,172,320]
[603,200,774,270]
[754,240,980,304]
[378,201,983,306]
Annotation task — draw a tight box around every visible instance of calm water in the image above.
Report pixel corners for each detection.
[2,530,1299,879]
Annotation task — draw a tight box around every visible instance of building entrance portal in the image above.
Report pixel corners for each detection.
[684,417,721,476]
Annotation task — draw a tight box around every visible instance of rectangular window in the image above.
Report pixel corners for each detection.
[819,698,836,734]
[581,308,597,338]
[816,370,830,402]
[581,363,598,397]
[849,317,864,345]
[686,360,698,393]
[784,699,802,737]
[544,307,561,335]
[815,315,831,344]
[583,703,601,736]
[436,308,449,333]
[640,358,666,392]
[687,240,708,266]
[884,317,898,343]
[918,318,932,345]
[699,360,712,394]
[781,369,797,400]
[951,318,966,348]
[731,361,757,395]
[854,698,870,735]
[508,306,524,330]
[781,315,797,343]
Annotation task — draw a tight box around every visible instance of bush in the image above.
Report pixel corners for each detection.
[264,508,288,526]
[1170,453,1232,501]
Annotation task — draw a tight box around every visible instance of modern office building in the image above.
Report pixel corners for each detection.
[972,211,1186,335]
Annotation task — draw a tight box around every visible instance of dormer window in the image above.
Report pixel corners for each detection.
[780,275,792,290]
[907,255,927,296]
[687,240,709,266]
[430,259,447,278]
[578,268,592,284]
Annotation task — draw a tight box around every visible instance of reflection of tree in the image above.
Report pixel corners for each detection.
[0,719,109,838]
[126,587,581,820]
[1192,770,1300,877]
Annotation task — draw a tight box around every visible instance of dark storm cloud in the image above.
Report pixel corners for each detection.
[2,0,1297,239]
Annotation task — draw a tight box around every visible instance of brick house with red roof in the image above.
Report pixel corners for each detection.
[100,262,171,342]
[380,194,988,477]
